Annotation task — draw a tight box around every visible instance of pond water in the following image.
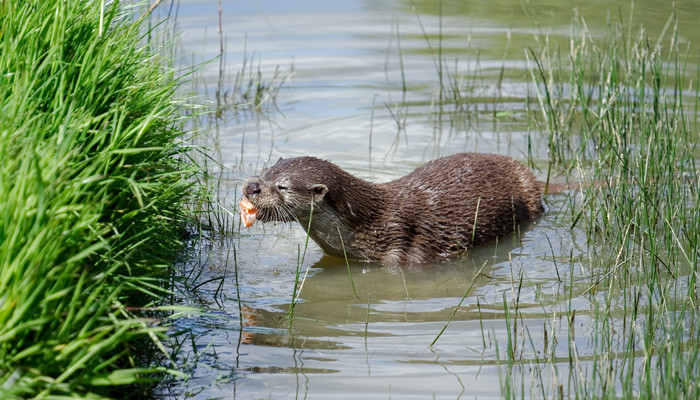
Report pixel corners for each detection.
[159,0,698,398]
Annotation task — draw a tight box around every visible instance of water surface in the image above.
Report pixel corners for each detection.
[161,1,699,398]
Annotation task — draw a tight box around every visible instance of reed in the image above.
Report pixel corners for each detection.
[509,8,700,398]
[0,1,197,397]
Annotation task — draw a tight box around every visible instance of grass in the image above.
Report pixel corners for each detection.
[0,1,198,398]
[498,8,700,398]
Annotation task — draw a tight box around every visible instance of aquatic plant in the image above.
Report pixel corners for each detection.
[505,9,700,398]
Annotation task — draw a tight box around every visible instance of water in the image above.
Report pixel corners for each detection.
[158,0,698,398]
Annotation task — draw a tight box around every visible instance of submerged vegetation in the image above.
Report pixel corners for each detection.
[0,1,196,398]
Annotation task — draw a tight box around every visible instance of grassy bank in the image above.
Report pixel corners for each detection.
[499,11,700,398]
[0,1,195,398]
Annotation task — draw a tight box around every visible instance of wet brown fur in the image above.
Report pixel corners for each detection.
[242,153,544,265]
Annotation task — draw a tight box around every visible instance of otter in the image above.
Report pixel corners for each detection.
[241,153,544,265]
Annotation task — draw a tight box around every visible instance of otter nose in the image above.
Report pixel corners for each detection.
[245,181,261,196]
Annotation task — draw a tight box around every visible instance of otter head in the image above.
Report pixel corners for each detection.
[242,157,331,223]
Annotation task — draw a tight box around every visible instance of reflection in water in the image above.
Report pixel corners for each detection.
[166,200,595,399]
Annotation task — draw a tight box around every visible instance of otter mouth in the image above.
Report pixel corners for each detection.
[239,196,296,226]
[253,207,296,223]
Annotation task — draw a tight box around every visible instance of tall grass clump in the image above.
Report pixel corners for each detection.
[0,1,196,398]
[522,9,700,398]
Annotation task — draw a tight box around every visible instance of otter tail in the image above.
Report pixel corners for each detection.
[537,180,586,195]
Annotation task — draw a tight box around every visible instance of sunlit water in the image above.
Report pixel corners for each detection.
[158,0,698,398]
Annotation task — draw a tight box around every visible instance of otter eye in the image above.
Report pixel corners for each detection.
[276,184,288,191]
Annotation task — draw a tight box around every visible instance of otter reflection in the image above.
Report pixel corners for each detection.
[236,233,529,348]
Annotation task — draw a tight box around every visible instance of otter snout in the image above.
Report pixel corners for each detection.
[244,179,262,197]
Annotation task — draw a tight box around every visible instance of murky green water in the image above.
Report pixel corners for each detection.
[160,1,698,398]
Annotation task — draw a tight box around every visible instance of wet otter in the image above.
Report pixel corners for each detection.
[242,153,544,265]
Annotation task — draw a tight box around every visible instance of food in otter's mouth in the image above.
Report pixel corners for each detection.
[239,197,258,227]
[242,153,545,265]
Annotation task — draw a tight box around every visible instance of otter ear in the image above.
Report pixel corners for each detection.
[311,184,328,201]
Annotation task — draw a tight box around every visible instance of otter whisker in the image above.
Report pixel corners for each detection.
[279,203,297,222]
